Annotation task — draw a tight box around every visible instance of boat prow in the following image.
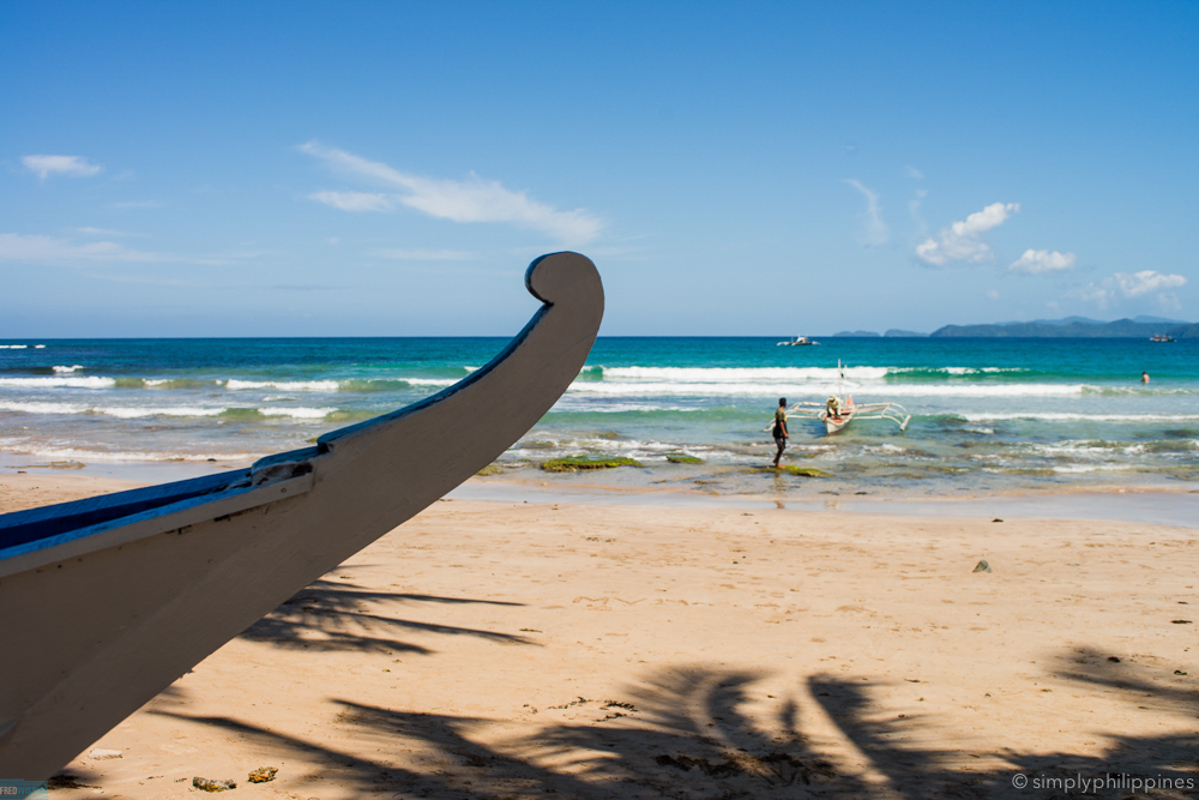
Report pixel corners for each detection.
[0,252,604,779]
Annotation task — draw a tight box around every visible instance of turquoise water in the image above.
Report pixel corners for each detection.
[1,336,1197,495]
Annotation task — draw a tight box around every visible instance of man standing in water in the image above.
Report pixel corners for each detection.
[772,397,789,468]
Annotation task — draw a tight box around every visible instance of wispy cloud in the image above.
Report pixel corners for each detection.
[915,202,1019,266]
[109,200,162,210]
[1008,249,1076,274]
[904,165,924,180]
[373,248,475,261]
[308,191,392,212]
[22,154,102,179]
[844,179,888,247]
[1115,270,1187,297]
[1069,270,1188,309]
[77,227,146,238]
[298,141,603,245]
[0,233,231,266]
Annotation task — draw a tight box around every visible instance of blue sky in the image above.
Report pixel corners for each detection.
[3,1,1197,336]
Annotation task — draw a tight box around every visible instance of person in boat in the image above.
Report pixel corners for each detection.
[772,397,789,467]
[826,395,841,420]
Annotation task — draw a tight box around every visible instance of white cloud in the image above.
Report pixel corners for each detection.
[374,248,475,261]
[77,227,144,238]
[915,202,1020,266]
[0,233,164,263]
[299,142,603,245]
[844,179,888,247]
[985,288,1001,300]
[308,191,392,213]
[904,165,924,180]
[22,154,102,179]
[1008,249,1076,274]
[109,200,161,209]
[1114,270,1187,297]
[1069,270,1188,309]
[0,233,231,266]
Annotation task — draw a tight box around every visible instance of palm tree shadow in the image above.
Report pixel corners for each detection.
[239,578,533,654]
[160,656,1198,798]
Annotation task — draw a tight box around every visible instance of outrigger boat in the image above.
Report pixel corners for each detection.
[777,360,911,436]
[0,252,604,780]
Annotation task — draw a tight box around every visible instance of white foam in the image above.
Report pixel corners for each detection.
[599,366,892,382]
[224,379,340,392]
[961,412,1199,422]
[0,345,29,350]
[259,407,336,419]
[565,380,1089,399]
[403,378,458,387]
[0,401,90,415]
[0,376,116,388]
[52,365,85,374]
[97,406,225,419]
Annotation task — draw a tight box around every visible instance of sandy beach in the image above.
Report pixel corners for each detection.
[3,472,1194,799]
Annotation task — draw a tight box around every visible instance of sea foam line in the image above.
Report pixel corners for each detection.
[566,381,1091,398]
[0,401,337,420]
[961,412,1199,422]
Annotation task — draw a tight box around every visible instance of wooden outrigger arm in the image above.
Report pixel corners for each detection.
[0,252,603,779]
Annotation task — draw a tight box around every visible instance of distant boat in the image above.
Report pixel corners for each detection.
[777,335,818,346]
[1150,333,1176,342]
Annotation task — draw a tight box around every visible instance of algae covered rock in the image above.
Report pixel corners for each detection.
[541,456,642,472]
[665,454,704,464]
[476,464,503,476]
[193,777,236,792]
[248,766,278,783]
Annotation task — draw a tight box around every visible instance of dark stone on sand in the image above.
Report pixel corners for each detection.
[1171,619,1193,624]
[1175,669,1188,675]
[973,560,992,573]
[992,518,1003,523]
[193,777,236,792]
[1107,656,1121,663]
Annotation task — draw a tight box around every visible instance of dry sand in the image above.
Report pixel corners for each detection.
[4,475,1197,799]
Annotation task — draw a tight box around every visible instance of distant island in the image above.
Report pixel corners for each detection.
[930,315,1197,338]
[826,316,1196,339]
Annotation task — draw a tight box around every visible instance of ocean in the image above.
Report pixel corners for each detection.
[1,336,1197,497]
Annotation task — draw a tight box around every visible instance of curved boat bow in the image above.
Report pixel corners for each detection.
[0,252,603,779]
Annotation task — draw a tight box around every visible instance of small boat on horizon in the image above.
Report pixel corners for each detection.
[777,335,819,346]
[1150,333,1176,342]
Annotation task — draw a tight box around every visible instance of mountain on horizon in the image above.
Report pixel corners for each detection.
[931,316,1198,338]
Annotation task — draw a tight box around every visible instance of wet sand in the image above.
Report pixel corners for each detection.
[4,475,1197,799]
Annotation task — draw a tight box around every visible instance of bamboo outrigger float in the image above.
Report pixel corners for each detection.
[0,252,603,780]
[776,360,911,436]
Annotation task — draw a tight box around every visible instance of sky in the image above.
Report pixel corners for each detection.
[2,1,1198,337]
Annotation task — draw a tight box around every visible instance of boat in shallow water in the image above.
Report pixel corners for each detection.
[779,361,910,436]
[0,252,604,780]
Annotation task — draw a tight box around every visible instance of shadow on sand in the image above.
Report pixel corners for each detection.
[238,576,534,654]
[155,649,1197,799]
